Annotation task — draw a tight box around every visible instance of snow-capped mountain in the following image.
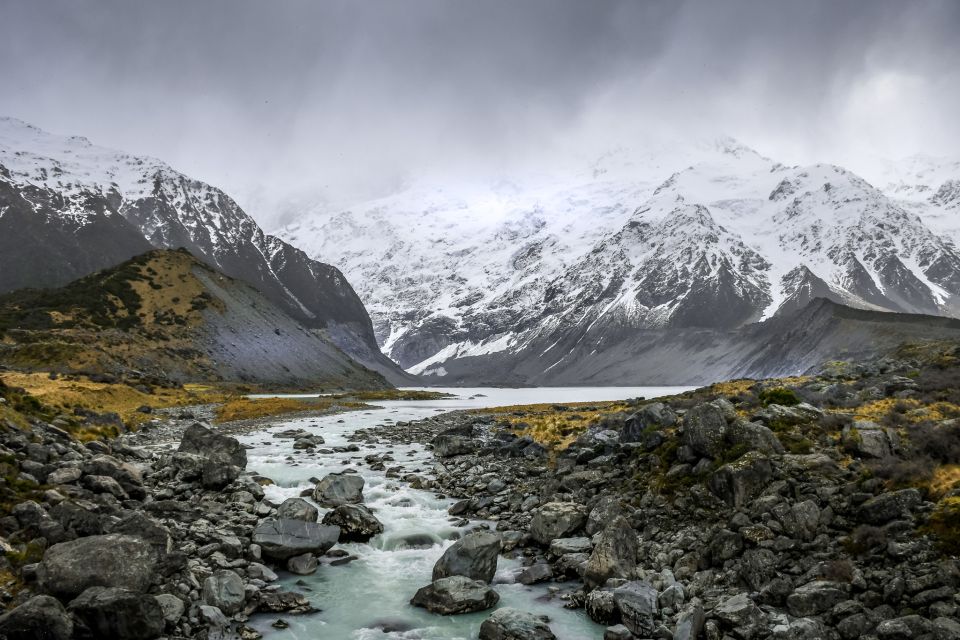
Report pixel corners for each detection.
[279,138,960,383]
[0,117,403,381]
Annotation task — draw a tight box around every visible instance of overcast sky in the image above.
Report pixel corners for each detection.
[1,0,958,226]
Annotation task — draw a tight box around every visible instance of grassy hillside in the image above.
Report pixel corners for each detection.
[0,249,389,390]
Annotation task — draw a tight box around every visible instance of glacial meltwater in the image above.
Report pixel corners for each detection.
[242,387,692,640]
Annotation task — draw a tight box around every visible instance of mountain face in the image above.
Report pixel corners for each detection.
[0,118,405,383]
[0,249,389,389]
[279,139,960,384]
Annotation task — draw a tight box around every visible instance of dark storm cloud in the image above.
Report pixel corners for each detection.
[1,0,958,223]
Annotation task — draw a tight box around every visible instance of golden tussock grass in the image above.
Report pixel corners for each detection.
[214,396,368,423]
[480,401,632,450]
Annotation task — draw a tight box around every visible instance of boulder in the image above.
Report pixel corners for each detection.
[251,518,340,560]
[548,537,593,556]
[584,516,638,588]
[67,587,164,640]
[432,434,475,458]
[81,454,144,497]
[178,422,247,468]
[479,607,557,640]
[321,504,384,542]
[313,472,365,506]
[586,495,626,536]
[47,467,82,486]
[707,452,773,508]
[726,420,785,455]
[154,594,185,625]
[682,400,734,457]
[409,576,499,614]
[786,581,850,617]
[857,488,922,525]
[713,593,767,639]
[202,569,245,615]
[620,402,677,444]
[517,562,553,585]
[751,403,822,427]
[432,530,501,583]
[37,534,158,598]
[277,497,319,523]
[286,553,318,575]
[529,502,588,545]
[0,595,73,640]
[612,581,658,637]
[674,601,705,640]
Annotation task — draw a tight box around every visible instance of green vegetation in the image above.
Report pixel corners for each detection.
[923,497,960,554]
[758,387,801,407]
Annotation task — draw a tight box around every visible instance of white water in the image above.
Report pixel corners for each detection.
[242,386,692,639]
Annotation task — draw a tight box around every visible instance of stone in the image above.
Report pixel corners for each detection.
[713,593,767,639]
[529,502,588,545]
[409,576,499,615]
[252,518,340,560]
[432,434,475,458]
[726,420,785,455]
[707,452,773,508]
[932,617,960,640]
[154,593,185,625]
[478,607,557,639]
[81,454,144,497]
[584,516,638,588]
[770,617,828,640]
[682,400,733,457]
[276,497,319,522]
[82,474,126,497]
[603,624,632,640]
[707,529,743,565]
[549,536,593,556]
[321,504,384,542]
[202,569,245,615]
[0,595,73,640]
[46,467,82,485]
[786,580,849,617]
[586,589,618,625]
[286,553,318,575]
[612,580,658,637]
[517,562,553,585]
[586,495,625,536]
[740,548,778,591]
[620,402,677,443]
[751,403,823,427]
[674,601,705,640]
[876,615,932,640]
[843,421,894,459]
[178,422,247,468]
[37,534,158,598]
[432,530,501,583]
[313,472,365,506]
[857,489,922,524]
[67,587,165,640]
[199,605,229,627]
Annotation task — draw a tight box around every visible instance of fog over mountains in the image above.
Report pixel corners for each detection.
[277,136,960,383]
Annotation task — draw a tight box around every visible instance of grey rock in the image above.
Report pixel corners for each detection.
[313,472,365,506]
[0,595,73,640]
[726,419,785,455]
[876,615,932,640]
[682,400,733,457]
[286,553,318,575]
[154,593,185,624]
[37,534,158,598]
[529,502,588,545]
[517,562,553,585]
[584,516,638,588]
[612,580,658,637]
[202,569,245,615]
[586,495,625,536]
[432,434,476,458]
[409,575,499,615]
[603,624,632,640]
[321,503,384,542]
[586,589,618,625]
[620,402,677,444]
[713,593,767,639]
[432,530,501,583]
[46,467,82,485]
[178,422,247,468]
[479,607,557,639]
[251,518,340,560]
[67,586,164,640]
[858,488,922,524]
[674,600,705,640]
[548,536,593,556]
[276,497,319,522]
[707,452,773,508]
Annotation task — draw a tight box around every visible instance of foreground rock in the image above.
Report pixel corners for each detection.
[67,586,165,640]
[321,504,384,542]
[0,595,73,640]
[409,576,500,614]
[252,518,340,560]
[479,607,557,640]
[37,534,158,598]
[313,472,365,506]
[529,502,588,545]
[432,530,501,583]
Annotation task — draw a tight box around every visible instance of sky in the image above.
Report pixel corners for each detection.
[1,0,959,227]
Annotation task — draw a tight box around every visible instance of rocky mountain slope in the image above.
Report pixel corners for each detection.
[0,249,388,390]
[0,118,405,383]
[280,140,960,383]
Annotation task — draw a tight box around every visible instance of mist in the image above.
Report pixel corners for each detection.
[1,0,958,227]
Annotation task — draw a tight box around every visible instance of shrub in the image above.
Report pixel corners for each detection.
[923,497,960,554]
[759,387,801,407]
[844,525,888,556]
